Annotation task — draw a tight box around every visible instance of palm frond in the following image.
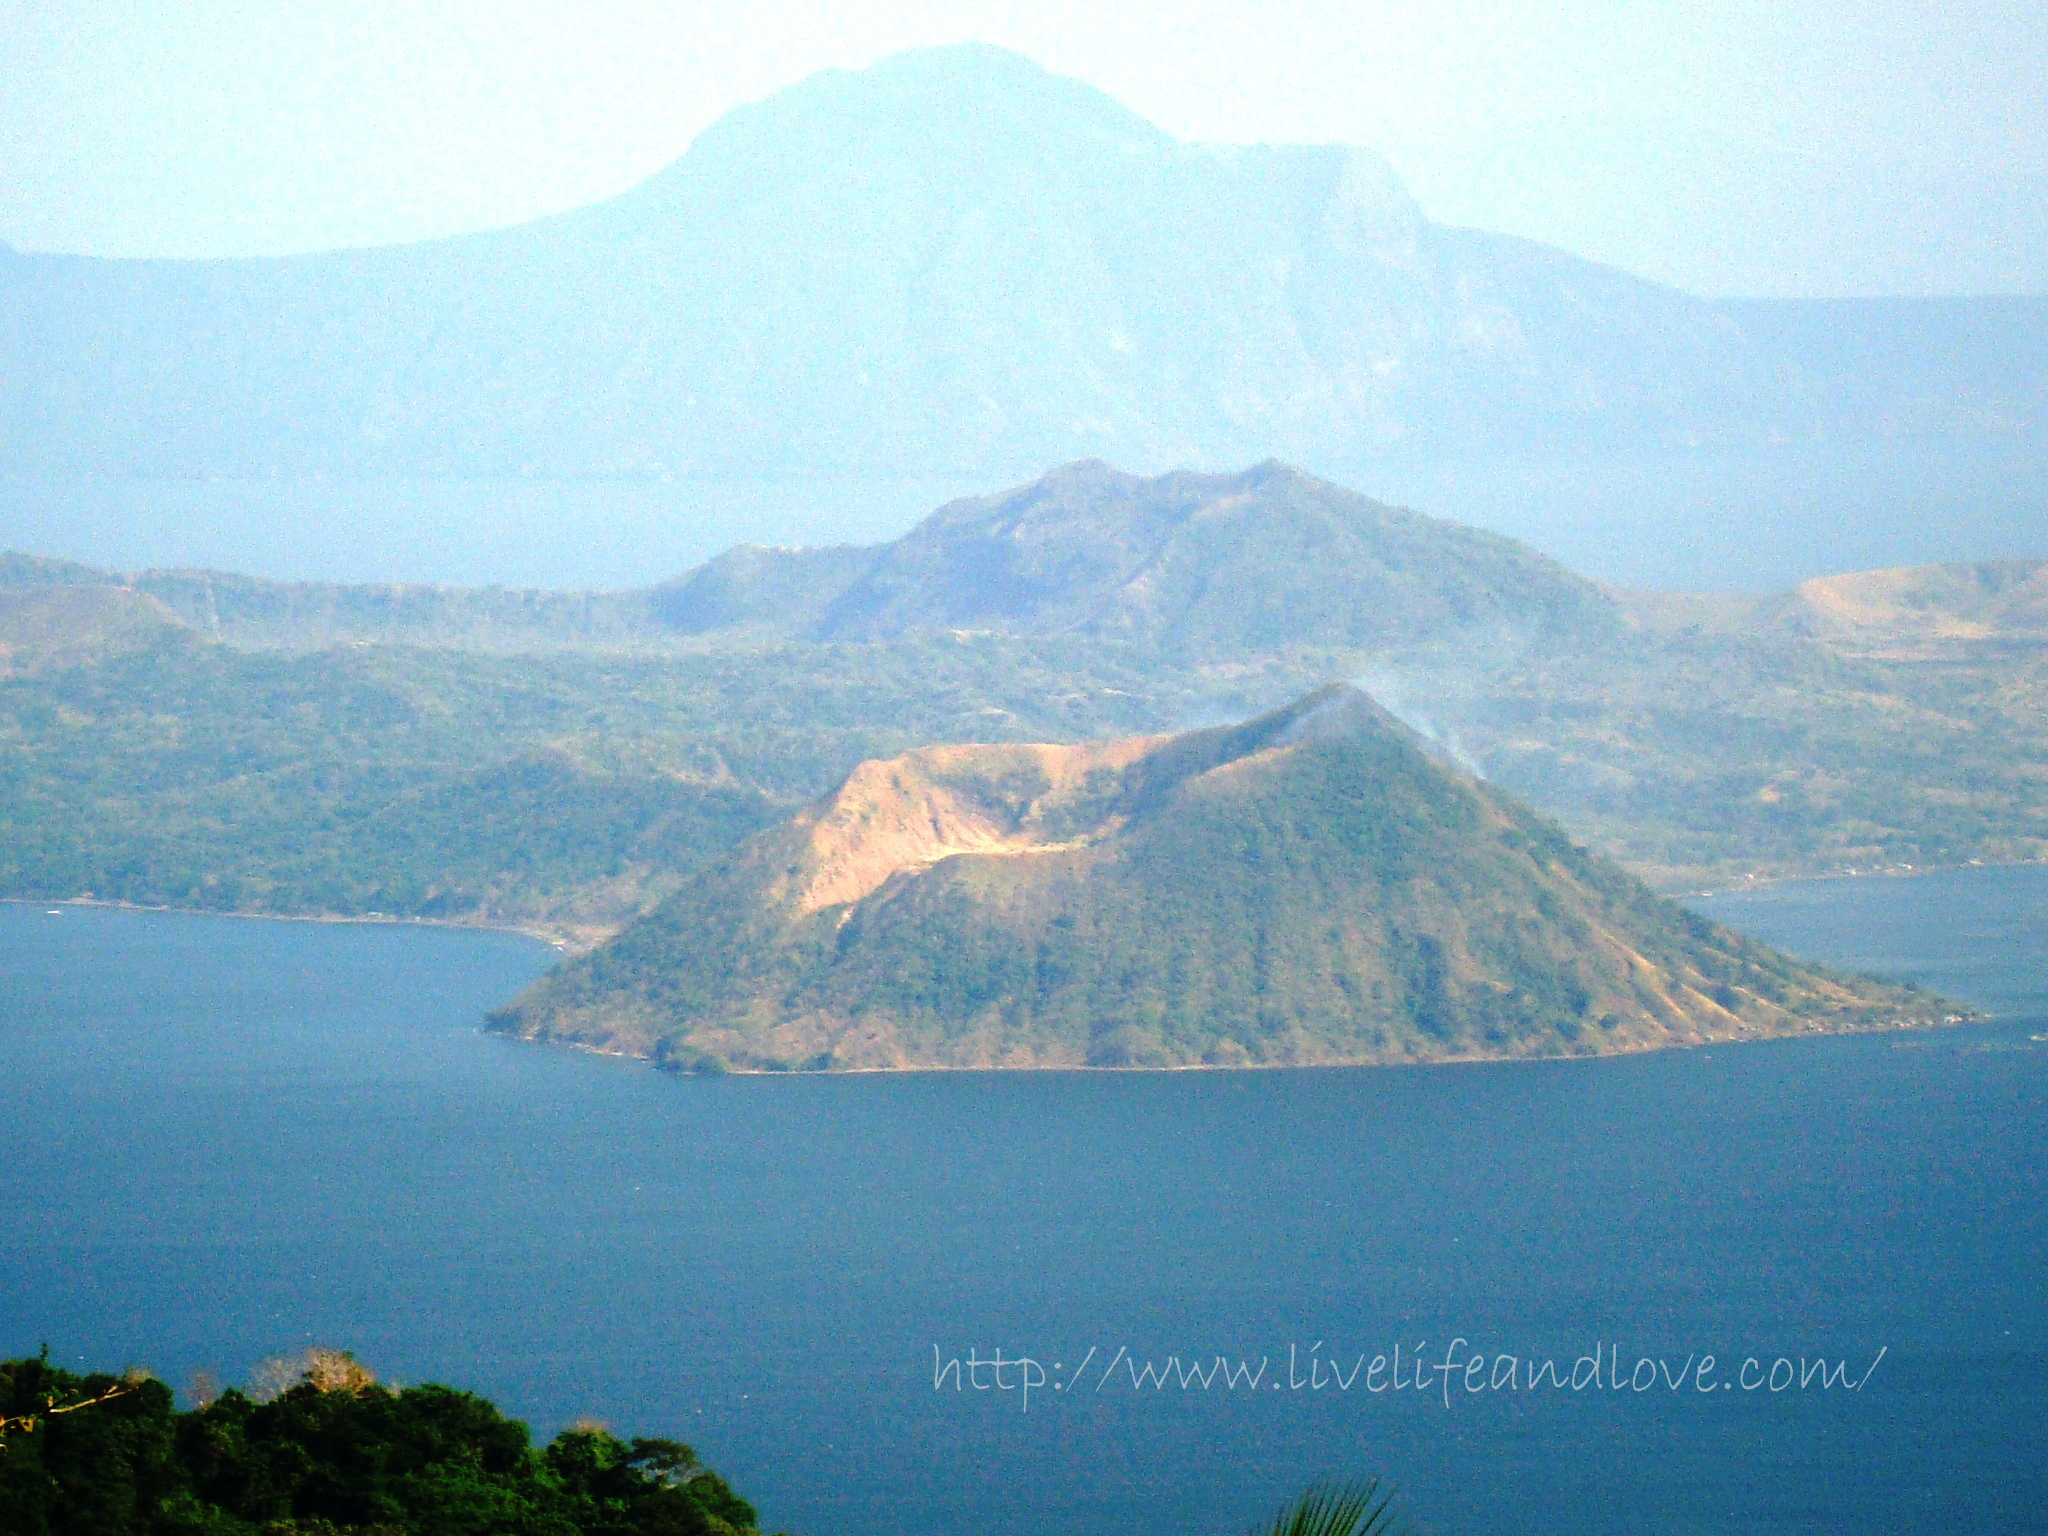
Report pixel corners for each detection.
[1249,1479,1404,1536]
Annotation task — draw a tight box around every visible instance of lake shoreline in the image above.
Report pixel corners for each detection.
[1662,854,2048,900]
[504,1006,1977,1078]
[0,894,571,951]
[14,850,2045,943]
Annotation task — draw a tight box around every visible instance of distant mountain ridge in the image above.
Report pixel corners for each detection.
[1612,557,2048,659]
[11,459,2046,672]
[491,686,1939,1070]
[4,458,2046,925]
[662,460,1619,650]
[3,461,1621,655]
[3,44,2041,486]
[0,550,669,652]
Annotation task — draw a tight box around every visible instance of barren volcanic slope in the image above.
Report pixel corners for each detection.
[491,687,1935,1071]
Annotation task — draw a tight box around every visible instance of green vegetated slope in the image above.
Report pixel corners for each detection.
[0,585,191,673]
[0,579,1256,936]
[0,1350,767,1536]
[0,590,761,936]
[0,462,1608,933]
[3,461,2044,939]
[665,458,1618,652]
[1447,575,2048,885]
[491,688,1935,1071]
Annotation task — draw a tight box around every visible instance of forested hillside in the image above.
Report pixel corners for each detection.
[491,688,1938,1070]
[3,464,2043,939]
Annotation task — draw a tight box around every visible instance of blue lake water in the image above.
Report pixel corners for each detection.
[3,867,2044,1535]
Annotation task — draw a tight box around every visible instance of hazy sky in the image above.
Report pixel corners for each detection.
[3,0,2043,296]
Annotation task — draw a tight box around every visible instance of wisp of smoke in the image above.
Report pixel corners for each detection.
[1352,668,1487,778]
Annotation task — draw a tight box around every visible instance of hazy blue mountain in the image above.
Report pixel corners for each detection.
[665,459,1619,652]
[4,461,1618,656]
[4,43,2041,496]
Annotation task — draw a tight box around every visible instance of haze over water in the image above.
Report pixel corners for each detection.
[4,867,2043,1535]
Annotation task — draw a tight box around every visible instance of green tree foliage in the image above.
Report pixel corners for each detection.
[0,1352,765,1536]
[0,618,1245,931]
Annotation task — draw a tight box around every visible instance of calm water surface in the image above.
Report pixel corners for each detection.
[3,867,2044,1536]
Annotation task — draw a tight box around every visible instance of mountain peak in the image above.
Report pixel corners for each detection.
[650,459,1618,649]
[774,685,1412,919]
[1260,682,1399,747]
[762,43,1167,142]
[840,41,1067,92]
[16,42,2025,502]
[634,41,1172,207]
[491,687,1933,1072]
[798,459,1616,647]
